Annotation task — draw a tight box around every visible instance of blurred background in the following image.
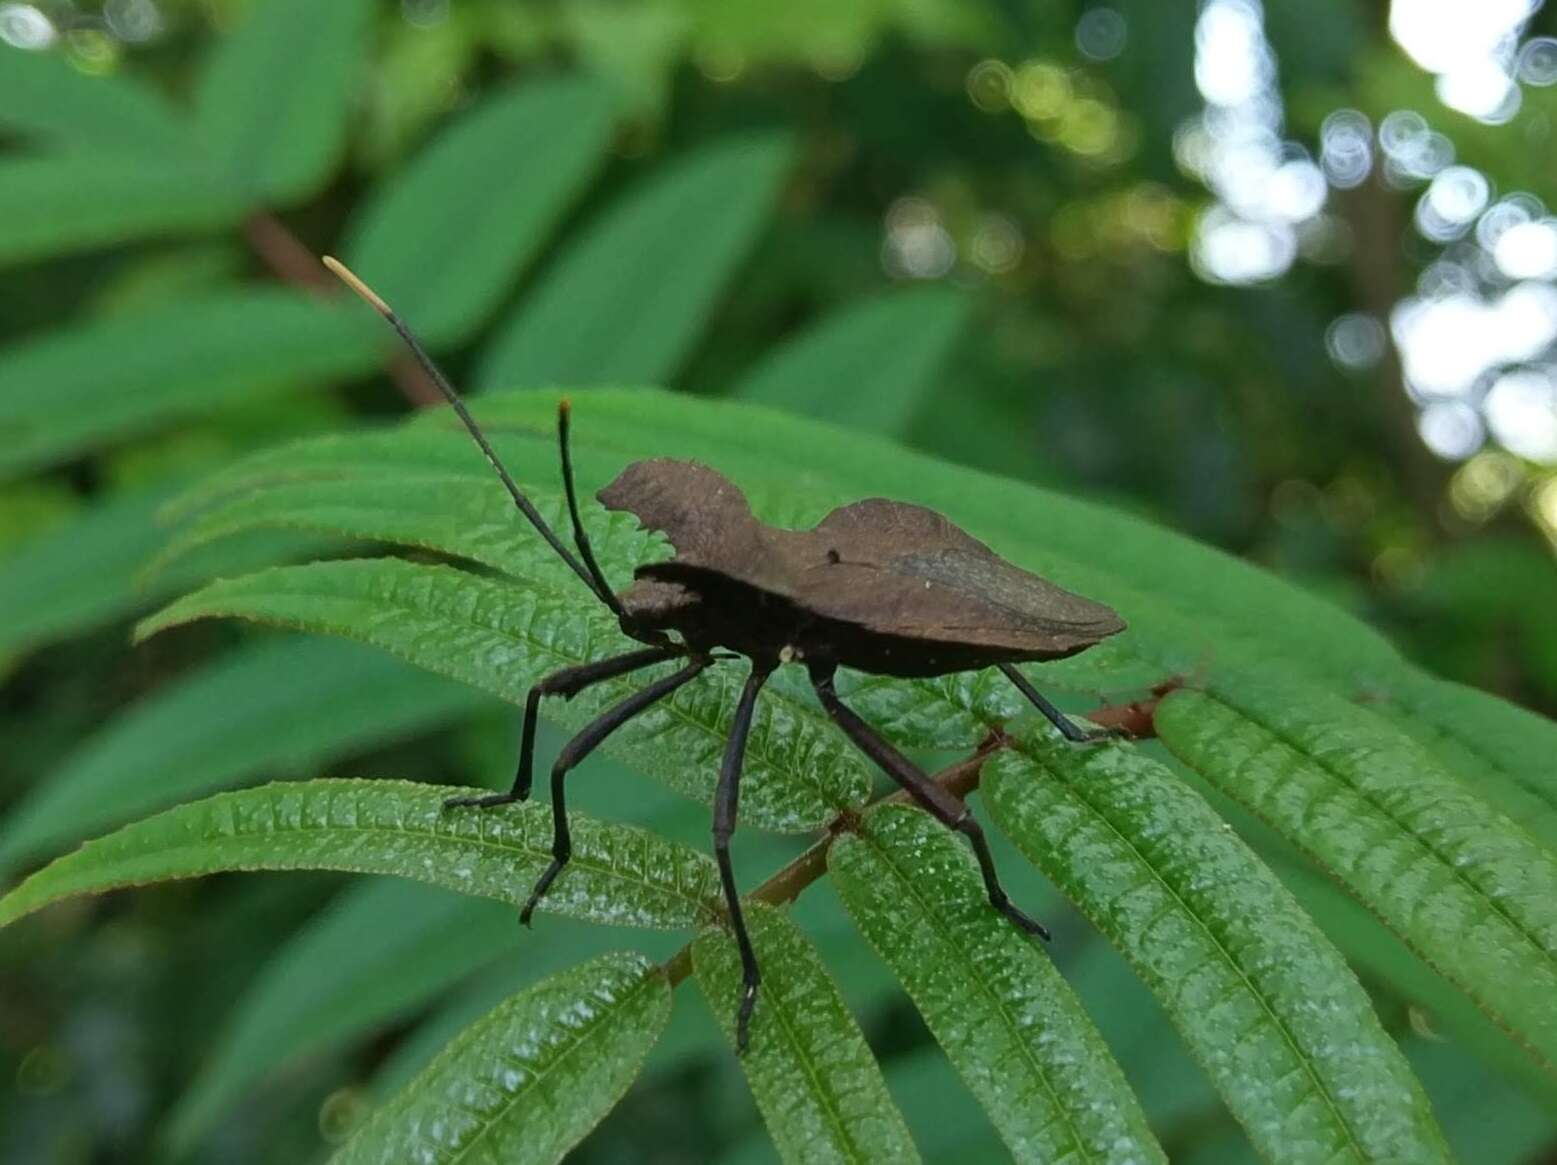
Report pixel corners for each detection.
[3,0,1557,1161]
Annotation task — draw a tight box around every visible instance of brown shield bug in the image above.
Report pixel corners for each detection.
[323,257,1126,1050]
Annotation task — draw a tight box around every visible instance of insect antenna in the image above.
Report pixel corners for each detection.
[557,399,627,618]
[321,256,616,609]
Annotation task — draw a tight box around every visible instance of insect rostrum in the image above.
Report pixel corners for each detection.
[323,256,1127,1051]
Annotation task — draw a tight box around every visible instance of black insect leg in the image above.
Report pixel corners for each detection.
[998,663,1111,743]
[812,668,1050,941]
[445,646,681,810]
[521,657,709,925]
[714,665,773,1054]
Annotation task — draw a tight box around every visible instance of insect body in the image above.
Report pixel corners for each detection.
[323,257,1126,1051]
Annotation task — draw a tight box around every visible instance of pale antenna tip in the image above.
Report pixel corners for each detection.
[321,255,391,316]
[559,396,572,418]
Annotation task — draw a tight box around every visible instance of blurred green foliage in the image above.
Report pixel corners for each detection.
[3,0,1557,1162]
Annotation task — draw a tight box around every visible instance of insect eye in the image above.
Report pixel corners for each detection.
[826,549,841,564]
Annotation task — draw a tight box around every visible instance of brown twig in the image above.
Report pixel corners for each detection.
[1086,674,1182,739]
[241,212,444,408]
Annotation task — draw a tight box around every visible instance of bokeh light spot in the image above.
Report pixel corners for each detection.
[1492,218,1557,279]
[1449,450,1526,519]
[0,3,55,48]
[1485,369,1557,461]
[883,198,956,280]
[1417,400,1486,459]
[1012,61,1070,121]
[1326,313,1387,370]
[1320,109,1373,188]
[965,60,1013,112]
[1518,36,1557,84]
[969,215,1024,274]
[1076,7,1128,62]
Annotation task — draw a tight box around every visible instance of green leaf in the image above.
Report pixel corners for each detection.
[0,290,379,480]
[0,780,720,931]
[694,903,921,1165]
[175,772,728,1144]
[146,389,1557,845]
[734,288,973,436]
[368,914,677,1100]
[149,460,654,587]
[0,637,491,875]
[1269,856,1557,1112]
[143,420,1138,755]
[194,0,374,204]
[136,557,870,831]
[1158,738,1557,1109]
[983,734,1451,1164]
[0,479,323,662]
[829,803,1164,1165]
[169,880,516,1151]
[0,156,244,268]
[342,76,618,347]
[332,951,670,1165]
[0,44,196,156]
[1369,672,1557,850]
[478,135,793,389]
[429,389,1406,685]
[1156,680,1557,1077]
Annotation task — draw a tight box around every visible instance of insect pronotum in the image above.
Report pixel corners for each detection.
[322,256,1126,1051]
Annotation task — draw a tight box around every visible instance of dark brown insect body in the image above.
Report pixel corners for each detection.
[603,458,1123,676]
[324,257,1126,1051]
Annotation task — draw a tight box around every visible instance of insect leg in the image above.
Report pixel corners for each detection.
[714,664,773,1054]
[812,669,1051,941]
[445,645,681,810]
[998,663,1111,743]
[520,657,710,926]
